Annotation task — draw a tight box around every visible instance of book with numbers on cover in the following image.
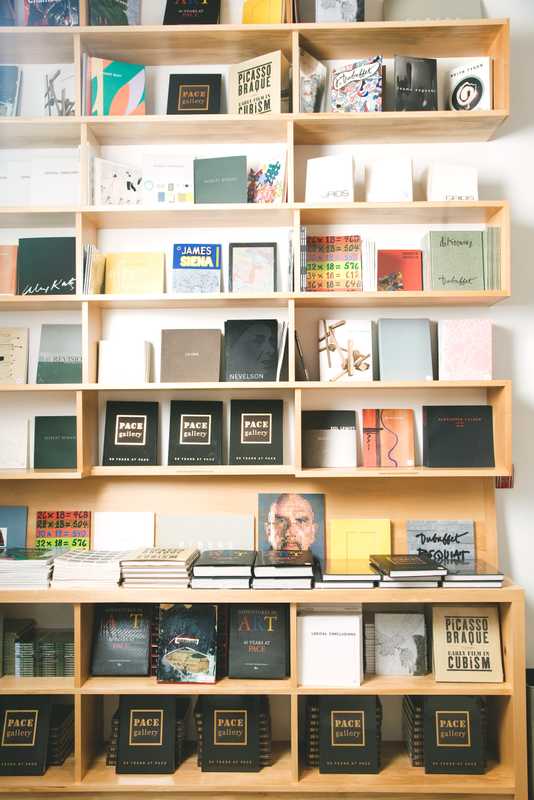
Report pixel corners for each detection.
[306,235,362,292]
[34,510,91,550]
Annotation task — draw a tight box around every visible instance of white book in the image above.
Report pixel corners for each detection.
[365,158,413,202]
[305,154,354,203]
[156,513,254,550]
[449,58,492,112]
[0,328,28,385]
[0,418,28,469]
[142,154,194,205]
[319,319,374,382]
[6,161,31,206]
[297,610,363,686]
[30,158,80,206]
[92,511,155,551]
[426,163,479,201]
[98,340,151,384]
[93,157,142,205]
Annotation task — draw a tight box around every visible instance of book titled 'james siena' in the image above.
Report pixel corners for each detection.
[224,320,278,382]
[432,605,503,683]
[102,401,158,466]
[168,400,223,466]
[318,695,382,774]
[91,605,152,676]
[0,696,52,775]
[423,696,487,774]
[229,604,289,679]
[229,399,283,465]
[117,695,177,774]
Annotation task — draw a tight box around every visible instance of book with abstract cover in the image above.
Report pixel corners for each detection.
[142,154,194,205]
[377,250,422,291]
[319,319,373,382]
[375,612,428,676]
[316,0,364,22]
[247,154,286,204]
[0,66,21,117]
[306,236,362,292]
[89,0,140,25]
[172,244,222,293]
[90,57,145,116]
[0,328,28,385]
[34,510,91,550]
[330,57,383,112]
[93,157,142,205]
[157,603,224,684]
[438,319,492,380]
[362,409,415,468]
[24,0,79,25]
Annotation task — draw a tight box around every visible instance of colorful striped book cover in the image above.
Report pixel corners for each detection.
[90,57,145,116]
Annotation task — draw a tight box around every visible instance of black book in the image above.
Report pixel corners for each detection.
[301,410,357,469]
[0,696,52,775]
[117,695,177,774]
[91,605,152,676]
[157,603,225,684]
[423,696,487,774]
[168,400,223,466]
[163,0,220,23]
[223,319,278,382]
[394,56,438,111]
[167,74,222,114]
[254,549,314,576]
[197,695,264,772]
[370,554,447,578]
[229,399,283,466]
[102,401,159,466]
[422,405,495,468]
[34,415,77,469]
[228,604,289,679]
[443,560,504,582]
[193,550,256,577]
[318,696,381,774]
[17,237,76,296]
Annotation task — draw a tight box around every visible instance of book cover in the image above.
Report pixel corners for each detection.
[157,603,221,684]
[0,696,52,775]
[24,0,79,25]
[36,324,82,384]
[365,158,413,202]
[298,609,363,686]
[161,329,221,382]
[0,66,21,117]
[306,235,362,291]
[198,695,263,772]
[362,409,415,468]
[229,243,276,293]
[163,0,220,23]
[117,695,177,774]
[156,513,254,551]
[375,612,428,676]
[228,605,289,678]
[0,418,28,469]
[432,605,503,683]
[438,319,492,380]
[167,74,221,114]
[449,59,492,112]
[423,695,486,774]
[305,154,354,203]
[247,154,286,205]
[90,57,145,116]
[104,252,165,294]
[254,549,314,573]
[318,695,381,774]
[194,156,247,204]
[422,405,494,468]
[443,559,503,581]
[327,519,390,562]
[229,399,283,466]
[91,605,152,676]
[43,66,75,117]
[257,493,324,565]
[394,56,438,111]
[34,510,91,550]
[377,250,422,291]
[93,157,143,205]
[319,319,373,382]
[194,550,256,575]
[98,339,151,384]
[228,51,290,115]
[168,400,223,466]
[29,157,79,207]
[34,416,77,469]
[370,553,446,577]
[172,244,222,293]
[142,154,194,205]
[378,318,433,381]
[0,246,17,293]
[92,511,154,551]
[316,0,364,21]
[427,163,479,202]
[330,57,383,112]
[242,0,284,23]
[383,0,482,19]
[102,401,159,466]
[89,0,140,24]
[427,231,485,291]
[224,319,278,382]
[407,520,475,564]
[0,328,28,385]
[17,237,75,296]
[0,506,28,549]
[300,49,327,113]
[302,410,357,468]
[0,1,16,25]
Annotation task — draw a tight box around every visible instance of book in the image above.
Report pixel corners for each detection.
[383,0,482,19]
[422,405,495,468]
[168,400,223,466]
[258,493,325,565]
[224,319,278,382]
[156,513,254,551]
[29,157,80,207]
[34,416,77,469]
[0,506,28,549]
[104,252,165,294]
[89,0,140,25]
[194,156,247,204]
[426,231,485,291]
[167,74,221,114]
[407,520,475,564]
[36,324,82,384]
[0,66,21,117]
[375,612,428,676]
[432,605,503,682]
[229,399,283,466]
[402,695,423,767]
[92,511,154,551]
[252,576,312,589]
[365,158,413,202]
[98,339,151,384]
[0,418,28,469]
[161,329,221,382]
[319,319,373,382]
[423,696,487,774]
[102,401,159,466]
[196,695,268,772]
[394,56,438,111]
[426,163,479,202]
[295,331,310,381]
[24,0,79,25]
[247,153,287,205]
[305,235,362,292]
[91,605,152,676]
[229,243,276,293]
[16,237,75,296]
[108,698,189,769]
[228,51,290,115]
[117,695,178,774]
[90,57,145,116]
[0,328,28,384]
[0,1,16,25]
[51,549,123,587]
[316,0,363,21]
[330,57,383,112]
[378,318,433,381]
[300,50,327,112]
[193,551,256,577]
[120,548,199,588]
[0,548,54,589]
[43,67,75,117]
[163,0,220,23]
[242,0,284,23]
[321,559,381,582]
[370,554,446,578]
[362,409,415,468]
[228,604,289,678]
[438,319,492,380]
[377,250,422,291]
[254,549,314,577]
[443,559,503,583]
[0,246,17,293]
[141,153,194,205]
[318,696,381,774]
[301,410,357,468]
[157,603,224,684]
[449,59,492,111]
[0,696,52,775]
[34,510,91,550]
[297,607,363,686]
[191,577,251,589]
[171,243,221,293]
[305,154,354,203]
[327,519,390,562]
[93,157,142,205]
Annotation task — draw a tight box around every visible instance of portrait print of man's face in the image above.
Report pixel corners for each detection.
[258,493,325,565]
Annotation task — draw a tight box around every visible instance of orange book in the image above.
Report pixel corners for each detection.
[0,245,17,294]
[362,408,415,468]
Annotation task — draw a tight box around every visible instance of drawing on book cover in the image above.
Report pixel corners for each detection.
[319,320,371,381]
[247,160,284,204]
[330,57,383,113]
[44,68,75,116]
[375,613,427,676]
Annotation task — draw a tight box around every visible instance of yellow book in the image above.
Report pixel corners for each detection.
[104,252,165,295]
[242,0,284,23]
[327,519,391,561]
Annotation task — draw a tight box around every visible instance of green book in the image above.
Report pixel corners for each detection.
[16,237,76,296]
[36,325,82,384]
[194,156,247,204]
[34,417,77,470]
[427,231,484,291]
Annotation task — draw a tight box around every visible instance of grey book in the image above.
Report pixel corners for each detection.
[378,318,433,381]
[193,156,247,204]
[407,520,475,564]
[36,324,82,384]
[374,612,428,676]
[301,410,357,468]
[383,0,482,20]
[427,231,485,291]
[160,329,221,382]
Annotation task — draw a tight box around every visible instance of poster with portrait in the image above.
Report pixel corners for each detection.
[257,493,325,566]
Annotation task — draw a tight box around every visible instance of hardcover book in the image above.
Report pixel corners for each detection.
[229,399,283,466]
[142,154,194,205]
[422,405,495,468]
[91,605,152,676]
[228,51,290,115]
[34,510,91,550]
[24,0,79,25]
[172,244,222,293]
[0,66,21,117]
[426,231,485,291]
[362,409,415,468]
[370,554,446,578]
[89,0,140,25]
[36,324,82,384]
[90,57,145,116]
[327,519,390,562]
[330,57,383,112]
[168,400,223,466]
[0,418,28,469]
[438,319,492,380]
[163,0,220,23]
[0,245,17,293]
[316,0,364,21]
[242,0,284,23]
[426,163,479,202]
[301,410,357,468]
[194,156,247,204]
[193,550,256,576]
[375,612,428,676]
[432,605,503,683]
[167,74,221,115]
[117,695,177,774]
[197,695,265,772]
[407,520,475,564]
[104,252,165,294]
[224,319,278,382]
[229,243,276,293]
[318,695,381,774]
[17,237,75,296]
[228,604,289,678]
[0,1,16,25]
[319,319,373,382]
[423,696,487,774]
[258,493,325,565]
[34,416,77,469]
[306,235,362,291]
[0,506,28,549]
[254,549,314,575]
[365,158,413,202]
[0,696,52,775]
[0,328,28,385]
[378,318,433,381]
[377,250,422,291]
[161,329,221,382]
[247,153,286,204]
[298,607,363,686]
[305,154,354,204]
[394,56,438,111]
[102,401,159,466]
[449,59,492,112]
[157,603,223,684]
[93,157,142,205]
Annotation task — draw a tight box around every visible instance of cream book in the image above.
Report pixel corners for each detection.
[427,163,479,202]
[86,251,106,294]
[0,328,28,385]
[92,511,155,551]
[305,154,354,203]
[0,418,28,469]
[432,605,503,683]
[228,50,290,115]
[319,319,374,382]
[98,340,152,384]
[327,518,391,561]
[104,252,165,294]
[365,158,413,202]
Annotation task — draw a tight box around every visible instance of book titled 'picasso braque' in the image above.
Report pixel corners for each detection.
[432,605,503,683]
[228,51,290,115]
[168,400,223,466]
[102,401,158,466]
[228,605,289,679]
[229,399,283,465]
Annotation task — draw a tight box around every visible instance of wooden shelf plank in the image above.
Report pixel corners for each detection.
[84,292,292,309]
[0,118,81,147]
[297,674,512,696]
[297,200,508,224]
[82,204,293,228]
[0,469,82,480]
[293,290,510,307]
[81,676,293,695]
[88,465,296,476]
[296,467,511,478]
[0,676,75,694]
[0,380,510,391]
[0,295,82,310]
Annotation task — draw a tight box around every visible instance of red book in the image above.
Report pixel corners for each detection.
[377,249,423,291]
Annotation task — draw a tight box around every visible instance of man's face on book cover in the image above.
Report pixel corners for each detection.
[265,493,317,551]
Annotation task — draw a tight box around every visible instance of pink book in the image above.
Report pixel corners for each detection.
[438,319,493,380]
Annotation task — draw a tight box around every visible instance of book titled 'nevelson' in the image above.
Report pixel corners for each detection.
[102,401,158,466]
[224,320,278,382]
[229,399,283,465]
[168,400,223,466]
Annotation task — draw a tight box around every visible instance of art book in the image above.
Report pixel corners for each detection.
[0,328,28,385]
[163,0,220,23]
[305,154,354,203]
[229,243,276,293]
[306,235,362,292]
[17,236,76,296]
[0,506,28,549]
[102,401,159,466]
[90,57,145,116]
[319,319,373,382]
[377,250,422,291]
[449,58,492,112]
[407,520,475,564]
[34,416,77,469]
[167,74,221,115]
[34,510,91,550]
[300,49,327,113]
[247,153,286,204]
[36,324,82,384]
[229,399,283,467]
[362,409,415,468]
[316,0,364,21]
[0,66,21,117]
[394,56,437,111]
[91,605,152,676]
[438,319,492,380]
[142,154,194,205]
[89,0,140,24]
[422,405,494,468]
[327,518,390,562]
[24,0,79,25]
[0,696,52,775]
[228,51,290,115]
[257,492,325,566]
[301,410,357,469]
[423,695,487,774]
[432,605,503,683]
[330,57,383,112]
[375,612,428,676]
[93,157,142,205]
[0,245,17,293]
[157,603,224,684]
[172,244,222,293]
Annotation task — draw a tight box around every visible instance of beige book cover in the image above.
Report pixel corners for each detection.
[0,245,17,294]
[228,50,290,115]
[104,252,165,294]
[160,329,221,382]
[0,327,28,385]
[327,518,391,561]
[88,252,107,294]
[432,605,503,683]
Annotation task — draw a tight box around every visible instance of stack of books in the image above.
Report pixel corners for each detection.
[252,550,314,589]
[442,559,504,589]
[0,548,56,589]
[48,705,75,767]
[52,550,125,588]
[370,554,447,588]
[120,548,200,588]
[3,618,34,675]
[35,629,74,677]
[315,558,382,589]
[402,696,424,767]
[191,549,256,589]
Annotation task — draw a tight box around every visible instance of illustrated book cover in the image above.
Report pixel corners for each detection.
[330,57,383,113]
[362,409,415,468]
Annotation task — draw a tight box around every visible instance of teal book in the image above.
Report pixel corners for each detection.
[194,156,247,204]
[36,324,82,384]
[17,237,76,296]
[90,57,146,116]
[34,417,77,470]
[0,507,28,549]
[427,231,485,291]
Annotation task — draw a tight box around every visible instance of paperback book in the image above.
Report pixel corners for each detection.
[377,250,422,291]
[168,400,223,466]
[305,154,354,203]
[0,245,17,293]
[407,520,475,564]
[327,519,390,562]
[425,231,485,291]
[17,237,76,296]
[102,401,159,466]
[0,506,28,549]
[142,154,194,205]
[163,0,221,23]
[0,66,21,117]
[104,252,165,294]
[98,339,151,384]
[93,157,143,205]
[24,0,79,25]
[316,0,364,21]
[394,56,438,111]
[229,243,276,293]
[375,612,428,676]
[172,244,222,293]
[378,318,433,381]
[300,50,327,112]
[90,57,145,116]
[449,59,492,112]
[362,409,415,468]
[89,0,140,25]
[194,156,247,204]
[330,57,383,112]
[298,606,363,686]
[0,328,28,385]
[432,605,503,683]
[306,235,362,291]
[247,154,287,204]
[160,329,221,382]
[438,319,492,380]
[34,416,77,469]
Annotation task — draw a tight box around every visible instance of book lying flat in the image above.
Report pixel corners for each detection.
[370,554,447,578]
[254,549,314,577]
[443,560,503,582]
[193,550,256,577]
[322,559,382,582]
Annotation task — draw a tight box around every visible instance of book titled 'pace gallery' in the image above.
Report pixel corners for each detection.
[318,696,382,774]
[0,696,52,775]
[168,401,223,466]
[102,402,158,466]
[229,399,283,465]
[116,695,178,774]
[423,696,487,774]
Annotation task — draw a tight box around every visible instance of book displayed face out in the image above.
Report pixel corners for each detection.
[0,696,52,775]
[257,492,324,565]
[167,74,222,115]
[168,400,223,466]
[229,244,277,293]
[102,402,158,467]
